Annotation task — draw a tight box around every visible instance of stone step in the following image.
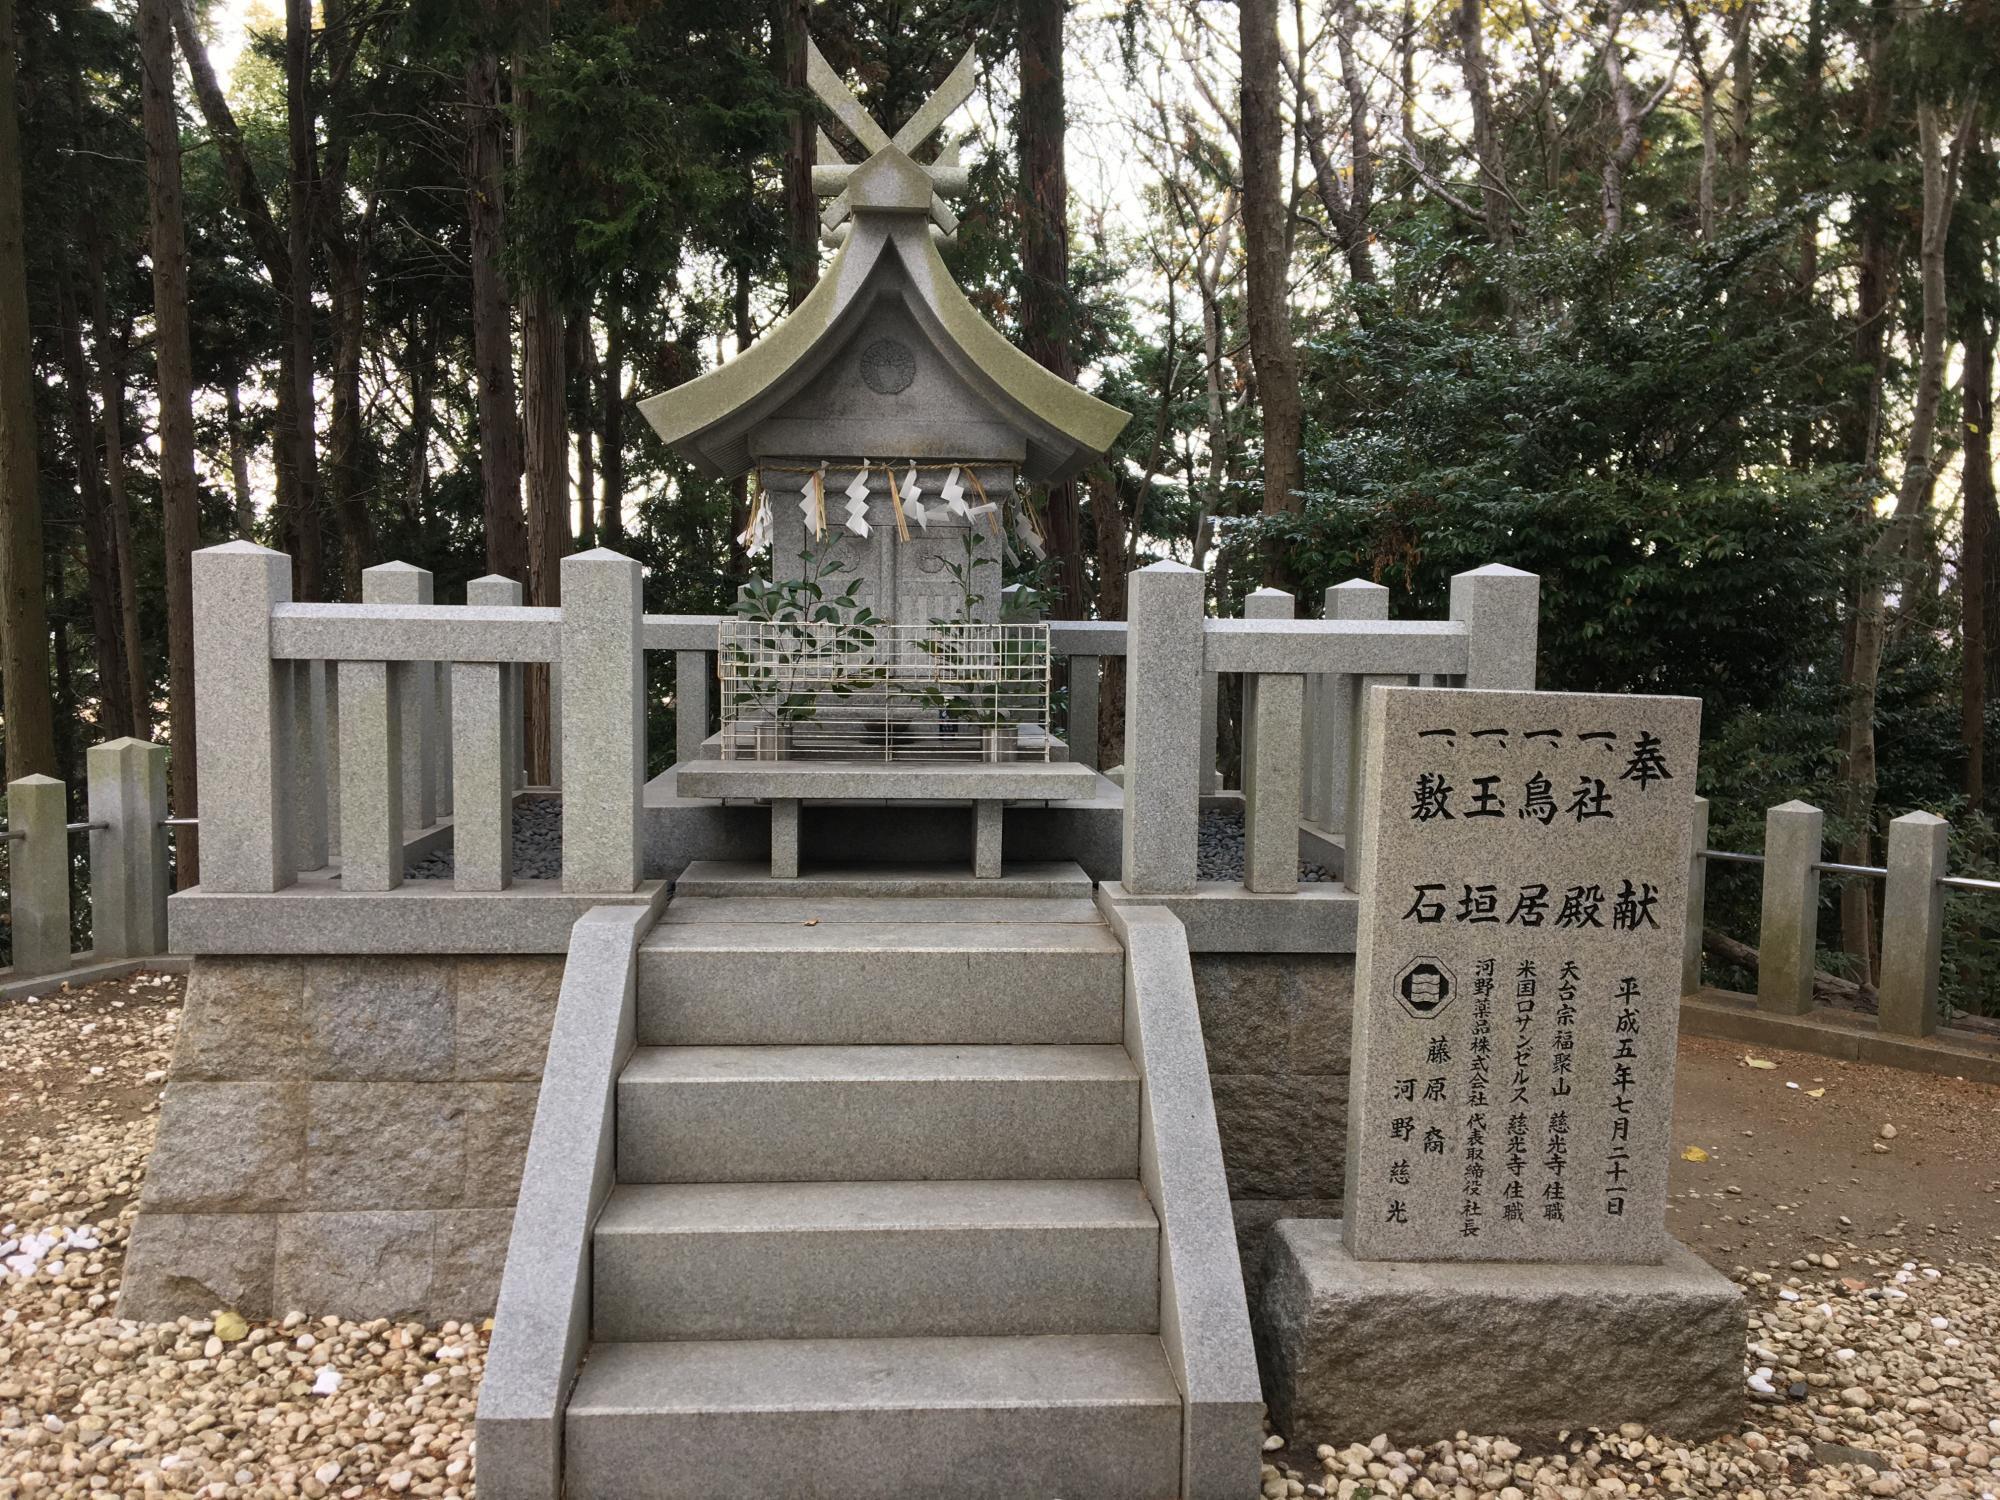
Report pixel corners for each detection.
[672,858,1095,899]
[636,918,1124,1045]
[563,1334,1182,1500]
[591,1179,1160,1341]
[616,1044,1140,1183]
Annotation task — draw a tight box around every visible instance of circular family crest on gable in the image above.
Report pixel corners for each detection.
[859,337,917,395]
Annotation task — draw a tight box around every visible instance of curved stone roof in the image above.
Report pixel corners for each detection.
[637,147,1130,487]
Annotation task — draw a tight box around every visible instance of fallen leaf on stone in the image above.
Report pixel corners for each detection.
[1681,1146,1710,1162]
[803,918,820,926]
[215,1310,249,1343]
[1744,1057,1778,1070]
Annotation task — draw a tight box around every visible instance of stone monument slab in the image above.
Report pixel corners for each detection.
[1343,686,1701,1264]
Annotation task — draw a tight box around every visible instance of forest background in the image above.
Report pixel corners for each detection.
[0,0,1995,1007]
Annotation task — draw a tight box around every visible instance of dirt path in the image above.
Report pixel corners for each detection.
[1668,1030,2000,1269]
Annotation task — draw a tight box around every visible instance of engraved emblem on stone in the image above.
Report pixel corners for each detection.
[859,337,916,395]
[1396,957,1456,1019]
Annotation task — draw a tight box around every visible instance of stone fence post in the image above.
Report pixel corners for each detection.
[87,739,169,960]
[1757,800,1822,1016]
[1307,579,1387,834]
[363,561,438,832]
[1449,564,1540,689]
[468,575,527,791]
[561,549,644,893]
[1683,796,1708,998]
[1241,587,1301,894]
[1878,811,1948,1038]
[1122,561,1204,894]
[676,651,713,766]
[1067,655,1099,771]
[8,775,71,975]
[192,541,296,893]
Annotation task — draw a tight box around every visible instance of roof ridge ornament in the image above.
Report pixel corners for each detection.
[806,37,976,244]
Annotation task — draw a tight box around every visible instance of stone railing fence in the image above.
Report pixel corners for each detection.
[1683,797,1999,1037]
[194,541,645,896]
[191,539,1541,907]
[0,739,171,979]
[1112,561,1542,895]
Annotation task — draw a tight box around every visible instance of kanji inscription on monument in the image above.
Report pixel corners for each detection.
[1343,686,1701,1265]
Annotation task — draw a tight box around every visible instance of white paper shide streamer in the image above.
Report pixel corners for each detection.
[901,465,928,530]
[844,465,873,538]
[1012,503,1045,560]
[941,465,969,520]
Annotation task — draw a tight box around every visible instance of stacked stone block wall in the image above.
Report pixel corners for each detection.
[1190,954,1353,1288]
[122,954,562,1323]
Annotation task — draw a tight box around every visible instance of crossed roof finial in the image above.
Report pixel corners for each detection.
[806,38,976,243]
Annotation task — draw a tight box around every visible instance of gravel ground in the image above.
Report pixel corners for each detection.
[1200,807,1334,883]
[0,974,483,1498]
[404,798,561,882]
[9,971,2000,1498]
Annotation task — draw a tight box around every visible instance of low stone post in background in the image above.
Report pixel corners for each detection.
[362,561,438,832]
[1757,799,1823,1016]
[453,654,517,892]
[192,541,296,893]
[1683,796,1709,997]
[1308,579,1388,834]
[676,651,713,767]
[1241,587,1301,894]
[1878,810,1948,1037]
[338,661,404,891]
[87,739,169,960]
[561,549,644,893]
[1067,654,1099,771]
[8,775,71,975]
[468,575,527,791]
[1122,561,1204,895]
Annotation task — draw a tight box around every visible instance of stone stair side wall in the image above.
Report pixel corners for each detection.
[477,905,653,1500]
[1096,897,1265,1500]
[121,954,563,1324]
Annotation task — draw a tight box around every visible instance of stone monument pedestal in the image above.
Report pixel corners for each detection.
[1256,1219,1745,1446]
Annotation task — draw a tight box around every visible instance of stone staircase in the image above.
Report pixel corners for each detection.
[557,870,1188,1498]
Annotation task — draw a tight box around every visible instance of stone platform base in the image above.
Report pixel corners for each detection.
[1256,1220,1745,1445]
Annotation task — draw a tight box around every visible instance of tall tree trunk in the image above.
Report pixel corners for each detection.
[600,298,625,550]
[225,382,256,534]
[56,253,135,740]
[49,553,77,793]
[141,0,200,882]
[87,245,145,727]
[1726,2,1756,211]
[284,0,322,597]
[1832,0,1905,977]
[0,0,54,784]
[776,0,817,311]
[166,0,316,602]
[568,311,596,548]
[324,210,377,597]
[728,260,753,582]
[1841,96,1970,982]
[1239,0,1304,589]
[517,0,566,786]
[1454,0,1512,253]
[466,29,526,582]
[1019,0,1087,618]
[1963,268,1995,806]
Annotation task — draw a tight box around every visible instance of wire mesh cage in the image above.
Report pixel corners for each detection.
[716,619,1052,762]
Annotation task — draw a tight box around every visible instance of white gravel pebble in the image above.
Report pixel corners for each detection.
[0,972,484,1498]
